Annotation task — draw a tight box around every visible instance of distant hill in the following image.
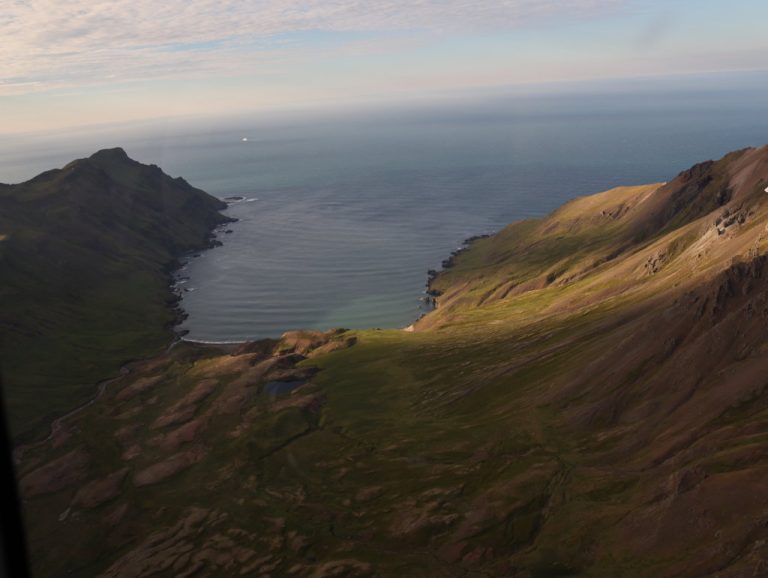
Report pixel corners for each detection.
[12,145,768,577]
[0,148,229,440]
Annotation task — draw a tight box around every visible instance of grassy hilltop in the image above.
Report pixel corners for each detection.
[0,148,230,440]
[12,146,768,576]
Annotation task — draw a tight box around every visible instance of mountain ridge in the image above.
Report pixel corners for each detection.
[0,149,231,440]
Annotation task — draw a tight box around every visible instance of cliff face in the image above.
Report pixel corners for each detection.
[0,148,229,440]
[12,145,768,577]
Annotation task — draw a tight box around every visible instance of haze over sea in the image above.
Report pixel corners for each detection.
[3,73,768,341]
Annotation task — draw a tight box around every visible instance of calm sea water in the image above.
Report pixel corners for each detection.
[3,74,768,340]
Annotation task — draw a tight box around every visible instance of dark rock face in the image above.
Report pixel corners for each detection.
[631,149,748,241]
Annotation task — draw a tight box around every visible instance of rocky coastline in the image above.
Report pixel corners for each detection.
[424,233,492,306]
[168,214,239,340]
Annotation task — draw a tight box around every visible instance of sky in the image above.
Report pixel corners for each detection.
[3,0,768,133]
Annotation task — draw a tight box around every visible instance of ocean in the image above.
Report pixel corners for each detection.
[3,73,768,341]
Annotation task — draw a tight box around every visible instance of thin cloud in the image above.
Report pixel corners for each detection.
[2,0,623,95]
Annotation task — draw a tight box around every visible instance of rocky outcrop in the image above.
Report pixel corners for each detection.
[20,448,90,497]
[277,329,357,357]
[133,446,207,487]
[71,468,129,509]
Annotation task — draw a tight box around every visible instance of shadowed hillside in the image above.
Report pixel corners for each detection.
[12,146,768,577]
[0,148,230,440]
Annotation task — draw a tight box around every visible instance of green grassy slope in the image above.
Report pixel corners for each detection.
[0,148,229,440]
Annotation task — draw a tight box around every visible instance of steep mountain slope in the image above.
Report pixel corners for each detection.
[421,146,768,329]
[0,149,230,440]
[13,145,768,577]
